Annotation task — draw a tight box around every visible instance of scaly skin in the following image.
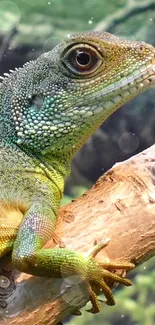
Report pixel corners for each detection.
[0,31,155,313]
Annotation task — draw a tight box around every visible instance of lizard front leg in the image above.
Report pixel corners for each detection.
[12,191,134,313]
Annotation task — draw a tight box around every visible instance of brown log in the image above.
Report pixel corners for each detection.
[0,144,155,325]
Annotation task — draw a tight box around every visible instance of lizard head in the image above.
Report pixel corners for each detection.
[1,31,155,158]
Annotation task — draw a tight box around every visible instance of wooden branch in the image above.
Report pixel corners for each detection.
[0,144,155,325]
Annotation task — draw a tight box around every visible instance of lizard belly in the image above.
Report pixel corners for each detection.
[0,201,25,258]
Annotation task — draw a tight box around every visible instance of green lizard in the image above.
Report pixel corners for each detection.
[0,31,155,314]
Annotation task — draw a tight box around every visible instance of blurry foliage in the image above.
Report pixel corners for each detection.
[61,186,87,206]
[0,0,146,47]
[0,0,154,48]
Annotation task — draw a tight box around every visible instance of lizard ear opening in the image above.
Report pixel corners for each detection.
[28,95,43,111]
[62,44,102,76]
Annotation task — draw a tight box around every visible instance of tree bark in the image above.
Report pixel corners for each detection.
[0,144,155,325]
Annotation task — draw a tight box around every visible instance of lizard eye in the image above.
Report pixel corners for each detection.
[62,44,102,76]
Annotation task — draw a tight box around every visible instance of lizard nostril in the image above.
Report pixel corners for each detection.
[138,45,145,53]
[148,77,153,82]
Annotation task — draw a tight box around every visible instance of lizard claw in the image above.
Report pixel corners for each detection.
[88,238,110,258]
[84,239,135,313]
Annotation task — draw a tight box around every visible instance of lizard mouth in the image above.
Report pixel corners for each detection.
[96,64,155,97]
[86,63,155,113]
[75,64,155,116]
[66,63,155,118]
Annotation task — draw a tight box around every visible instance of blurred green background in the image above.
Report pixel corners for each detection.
[0,0,155,324]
